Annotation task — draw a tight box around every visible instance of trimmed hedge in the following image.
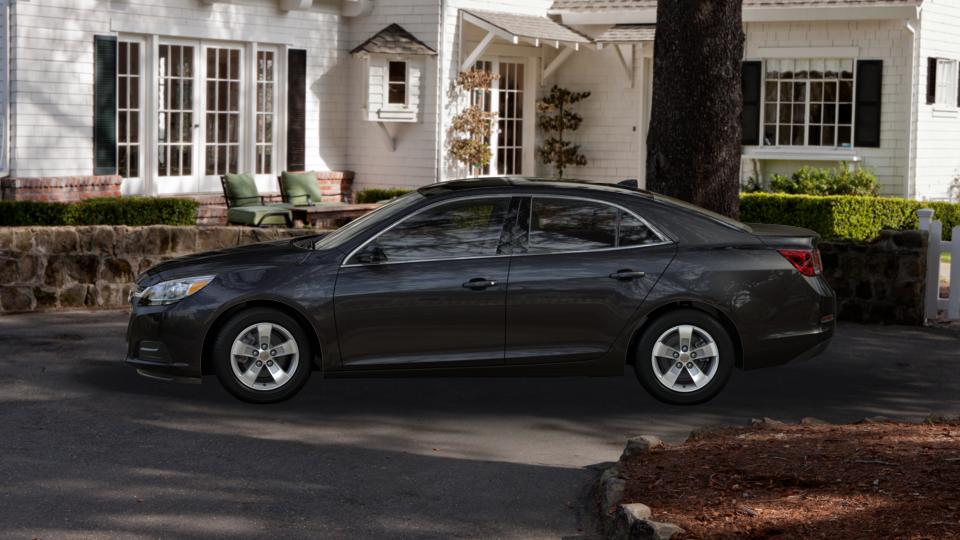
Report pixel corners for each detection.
[355,188,410,204]
[740,193,960,241]
[0,197,199,227]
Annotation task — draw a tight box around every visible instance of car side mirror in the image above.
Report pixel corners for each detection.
[356,246,387,265]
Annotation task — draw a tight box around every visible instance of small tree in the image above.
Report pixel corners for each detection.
[536,85,590,178]
[448,69,498,173]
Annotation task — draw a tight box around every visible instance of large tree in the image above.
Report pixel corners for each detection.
[645,0,745,218]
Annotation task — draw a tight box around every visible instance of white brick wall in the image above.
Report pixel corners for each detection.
[915,0,960,201]
[8,0,347,194]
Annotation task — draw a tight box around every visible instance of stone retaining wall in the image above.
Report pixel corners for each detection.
[0,226,313,313]
[819,229,926,325]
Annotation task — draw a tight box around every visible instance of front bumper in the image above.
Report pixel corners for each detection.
[124,299,213,381]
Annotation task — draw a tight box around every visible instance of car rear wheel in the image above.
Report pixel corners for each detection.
[213,308,313,403]
[634,309,734,405]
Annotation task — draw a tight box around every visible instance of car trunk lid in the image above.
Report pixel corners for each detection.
[746,223,819,249]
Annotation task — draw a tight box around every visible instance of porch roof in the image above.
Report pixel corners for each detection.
[594,24,655,44]
[461,9,592,48]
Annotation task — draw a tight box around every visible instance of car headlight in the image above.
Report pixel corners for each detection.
[134,276,215,306]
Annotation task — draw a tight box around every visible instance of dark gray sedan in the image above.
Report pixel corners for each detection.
[125,178,835,405]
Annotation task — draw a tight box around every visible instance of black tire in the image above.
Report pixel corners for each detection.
[633,309,735,405]
[212,307,313,404]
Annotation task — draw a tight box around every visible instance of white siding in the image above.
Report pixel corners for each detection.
[345,0,441,191]
[915,0,960,201]
[9,0,347,193]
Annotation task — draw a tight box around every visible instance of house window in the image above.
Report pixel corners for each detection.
[388,61,406,105]
[118,41,141,179]
[255,50,275,175]
[762,59,855,147]
[935,58,958,107]
[204,47,241,176]
[157,44,195,177]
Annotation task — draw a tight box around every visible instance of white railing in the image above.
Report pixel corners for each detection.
[918,208,960,321]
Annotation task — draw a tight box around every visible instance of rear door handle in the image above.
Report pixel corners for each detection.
[462,278,498,290]
[609,269,646,281]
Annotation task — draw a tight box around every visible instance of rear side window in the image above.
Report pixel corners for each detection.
[349,197,511,263]
[526,197,662,254]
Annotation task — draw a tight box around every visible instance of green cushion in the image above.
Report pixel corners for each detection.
[223,173,261,207]
[227,206,292,227]
[281,171,323,206]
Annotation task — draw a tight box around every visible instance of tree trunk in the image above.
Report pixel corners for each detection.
[645,0,744,218]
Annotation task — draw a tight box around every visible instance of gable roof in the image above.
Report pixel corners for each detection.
[350,24,437,56]
[550,0,921,12]
[462,9,592,45]
[595,24,655,43]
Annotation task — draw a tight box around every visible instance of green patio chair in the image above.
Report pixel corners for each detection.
[278,171,328,206]
[220,173,293,227]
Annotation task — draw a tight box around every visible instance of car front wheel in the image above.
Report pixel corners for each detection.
[634,309,734,405]
[213,308,313,403]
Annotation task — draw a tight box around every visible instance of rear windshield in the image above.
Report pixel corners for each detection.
[652,193,753,232]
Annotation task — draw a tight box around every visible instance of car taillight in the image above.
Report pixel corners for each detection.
[778,248,822,277]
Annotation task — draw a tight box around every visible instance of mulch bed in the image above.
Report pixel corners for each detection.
[619,419,960,539]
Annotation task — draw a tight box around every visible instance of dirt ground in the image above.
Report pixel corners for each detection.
[620,419,960,539]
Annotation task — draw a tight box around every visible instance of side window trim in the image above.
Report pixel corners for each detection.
[517,195,671,256]
[342,195,516,267]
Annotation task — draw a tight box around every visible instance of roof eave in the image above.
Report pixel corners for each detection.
[553,4,920,25]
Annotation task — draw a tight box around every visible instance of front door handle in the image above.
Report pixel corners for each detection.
[462,278,498,290]
[609,269,646,281]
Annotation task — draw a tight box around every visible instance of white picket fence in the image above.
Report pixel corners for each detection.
[918,208,960,321]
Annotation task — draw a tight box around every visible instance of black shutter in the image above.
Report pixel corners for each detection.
[926,57,937,105]
[286,49,307,172]
[741,61,762,146]
[93,35,118,176]
[854,60,883,148]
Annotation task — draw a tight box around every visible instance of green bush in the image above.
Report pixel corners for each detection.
[355,188,411,204]
[768,164,878,196]
[740,193,960,241]
[0,197,199,227]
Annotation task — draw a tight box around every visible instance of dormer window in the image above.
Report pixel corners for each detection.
[388,61,407,105]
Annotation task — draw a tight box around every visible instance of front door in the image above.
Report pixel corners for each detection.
[334,196,515,368]
[504,196,676,363]
[473,58,532,176]
[156,42,200,193]
[200,44,244,192]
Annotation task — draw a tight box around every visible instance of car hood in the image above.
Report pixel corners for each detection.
[139,237,317,284]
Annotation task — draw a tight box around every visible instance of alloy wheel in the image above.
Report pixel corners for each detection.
[650,324,720,393]
[229,322,300,391]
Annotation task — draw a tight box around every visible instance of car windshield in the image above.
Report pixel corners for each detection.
[651,193,753,232]
[312,192,425,250]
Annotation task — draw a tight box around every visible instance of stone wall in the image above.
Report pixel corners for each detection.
[820,230,927,326]
[0,226,314,313]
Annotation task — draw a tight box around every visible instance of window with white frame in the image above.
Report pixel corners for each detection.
[762,58,855,148]
[935,58,958,107]
[388,61,406,105]
[118,41,141,179]
[255,50,276,175]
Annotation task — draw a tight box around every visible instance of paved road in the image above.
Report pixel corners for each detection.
[1,310,958,539]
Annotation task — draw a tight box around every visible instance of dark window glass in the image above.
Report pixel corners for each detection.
[353,198,510,263]
[528,198,616,253]
[388,61,406,104]
[619,213,660,246]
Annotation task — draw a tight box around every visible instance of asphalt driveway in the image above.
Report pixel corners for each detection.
[1,310,958,539]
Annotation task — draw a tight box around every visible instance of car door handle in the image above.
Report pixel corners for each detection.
[462,278,498,290]
[609,270,646,281]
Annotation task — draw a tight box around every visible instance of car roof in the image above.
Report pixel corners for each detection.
[416,177,656,199]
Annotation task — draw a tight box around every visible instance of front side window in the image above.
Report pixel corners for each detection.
[350,197,510,264]
[527,198,661,254]
[388,61,406,105]
[763,58,854,147]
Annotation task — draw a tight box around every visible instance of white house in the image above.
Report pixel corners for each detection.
[0,0,957,202]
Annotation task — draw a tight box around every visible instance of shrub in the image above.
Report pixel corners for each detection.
[355,188,410,204]
[0,197,199,227]
[740,193,960,241]
[768,164,878,196]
